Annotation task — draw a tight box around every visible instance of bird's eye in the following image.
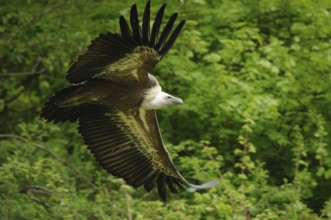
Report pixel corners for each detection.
[167,96,172,99]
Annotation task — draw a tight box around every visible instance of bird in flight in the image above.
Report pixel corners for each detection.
[41,1,217,201]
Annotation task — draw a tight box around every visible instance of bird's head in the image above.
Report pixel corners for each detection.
[157,92,183,108]
[142,91,183,110]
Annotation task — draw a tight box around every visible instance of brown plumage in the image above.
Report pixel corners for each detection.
[41,1,217,201]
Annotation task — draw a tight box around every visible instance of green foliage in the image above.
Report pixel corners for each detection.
[1,0,330,219]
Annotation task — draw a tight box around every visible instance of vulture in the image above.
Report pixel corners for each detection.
[41,1,217,201]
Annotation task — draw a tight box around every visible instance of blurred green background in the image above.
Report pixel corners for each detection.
[1,0,331,219]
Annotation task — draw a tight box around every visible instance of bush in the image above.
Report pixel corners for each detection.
[1,0,330,219]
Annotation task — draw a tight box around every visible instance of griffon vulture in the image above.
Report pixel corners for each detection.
[41,1,217,201]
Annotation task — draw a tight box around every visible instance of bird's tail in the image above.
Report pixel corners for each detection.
[187,180,219,192]
[176,171,218,193]
[40,86,85,123]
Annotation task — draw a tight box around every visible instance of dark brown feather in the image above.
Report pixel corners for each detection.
[155,13,178,51]
[160,20,186,55]
[66,33,133,84]
[157,172,167,201]
[65,2,185,85]
[144,170,160,192]
[131,166,154,188]
[149,4,166,47]
[166,176,178,193]
[77,105,203,200]
[142,1,150,45]
[40,86,85,123]
[130,4,142,44]
[119,16,133,42]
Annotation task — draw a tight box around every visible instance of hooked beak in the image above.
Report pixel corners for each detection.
[172,97,183,105]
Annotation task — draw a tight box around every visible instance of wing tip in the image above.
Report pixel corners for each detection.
[131,3,137,10]
[160,3,166,10]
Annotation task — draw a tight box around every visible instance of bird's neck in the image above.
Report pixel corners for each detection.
[141,85,167,110]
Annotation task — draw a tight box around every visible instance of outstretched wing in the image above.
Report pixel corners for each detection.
[78,105,217,201]
[66,1,185,84]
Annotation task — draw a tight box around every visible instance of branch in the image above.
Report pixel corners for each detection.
[0,67,47,77]
[4,87,25,106]
[33,0,65,23]
[123,185,133,220]
[0,134,98,191]
[244,208,251,220]
[202,143,222,178]
[1,58,46,107]
[20,185,53,196]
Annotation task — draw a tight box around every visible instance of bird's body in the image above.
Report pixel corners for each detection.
[41,1,217,201]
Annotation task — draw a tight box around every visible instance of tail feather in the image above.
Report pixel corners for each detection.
[176,171,218,193]
[187,180,218,192]
[41,87,85,123]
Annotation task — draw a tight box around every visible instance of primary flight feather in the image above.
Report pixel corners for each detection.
[41,1,217,201]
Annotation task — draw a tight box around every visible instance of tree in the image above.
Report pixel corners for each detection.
[1,0,331,219]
